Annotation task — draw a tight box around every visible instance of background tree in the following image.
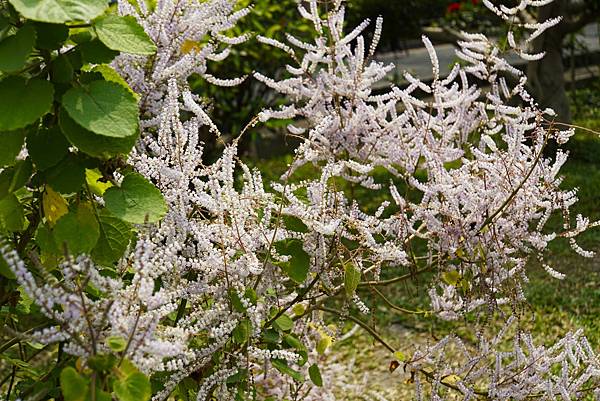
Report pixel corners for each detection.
[524,0,600,123]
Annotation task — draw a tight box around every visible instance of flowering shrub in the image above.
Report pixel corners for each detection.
[1,0,599,400]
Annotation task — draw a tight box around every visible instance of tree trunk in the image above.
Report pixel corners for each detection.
[527,0,571,123]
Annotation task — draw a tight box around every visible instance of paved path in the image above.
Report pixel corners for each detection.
[373,24,599,87]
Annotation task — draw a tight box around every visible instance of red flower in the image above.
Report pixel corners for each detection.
[447,2,461,13]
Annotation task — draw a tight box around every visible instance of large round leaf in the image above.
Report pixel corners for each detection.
[59,109,138,159]
[79,39,118,64]
[0,194,26,232]
[91,210,132,266]
[44,154,86,194]
[59,367,88,401]
[0,24,36,72]
[113,371,151,401]
[0,77,54,131]
[0,129,26,167]
[8,0,107,24]
[94,15,156,55]
[27,126,70,170]
[53,203,100,255]
[33,22,69,50]
[62,80,139,138]
[103,173,167,224]
[273,239,310,283]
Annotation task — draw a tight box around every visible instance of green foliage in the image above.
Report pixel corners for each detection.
[27,126,70,170]
[271,359,304,382]
[0,193,26,231]
[59,108,138,158]
[0,2,159,399]
[53,203,100,255]
[60,367,89,401]
[273,238,310,283]
[94,15,157,55]
[106,336,127,352]
[0,76,54,131]
[61,80,139,138]
[344,263,361,297]
[273,314,294,331]
[8,0,106,24]
[91,210,132,266]
[308,364,323,387]
[103,172,168,224]
[0,129,27,167]
[233,319,252,344]
[113,368,152,401]
[0,23,36,72]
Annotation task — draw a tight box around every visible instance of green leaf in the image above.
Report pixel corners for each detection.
[8,0,107,24]
[273,314,293,331]
[62,80,139,138]
[0,194,26,232]
[85,169,112,196]
[94,15,156,55]
[53,203,100,254]
[17,286,33,313]
[226,369,248,385]
[283,334,307,365]
[44,154,86,194]
[35,223,60,257]
[91,210,131,266]
[0,129,26,167]
[79,39,119,64]
[52,54,74,83]
[344,263,361,297]
[88,354,117,372]
[228,288,246,313]
[104,172,167,224]
[244,288,258,304]
[283,334,305,351]
[34,22,69,49]
[394,351,406,362]
[273,239,310,283]
[0,24,36,72]
[113,371,151,401]
[70,28,93,44]
[0,256,16,279]
[59,108,138,158]
[60,367,89,401]
[92,64,139,100]
[442,270,461,286]
[27,127,70,170]
[282,215,308,233]
[262,329,279,344]
[441,374,462,386]
[271,359,303,382]
[316,335,331,355]
[232,319,251,344]
[106,336,127,352]
[0,159,32,199]
[0,77,54,131]
[308,364,323,387]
